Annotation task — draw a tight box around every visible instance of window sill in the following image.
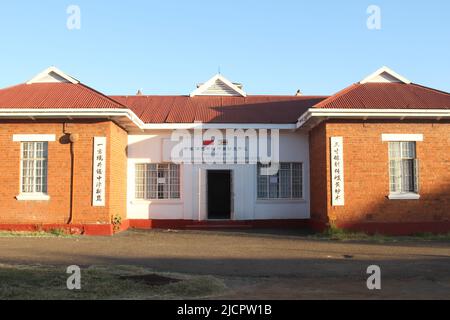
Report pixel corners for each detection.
[16,194,50,201]
[256,199,306,204]
[131,199,183,205]
[388,193,420,200]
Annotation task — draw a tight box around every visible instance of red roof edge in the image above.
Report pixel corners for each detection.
[410,83,450,96]
[311,83,360,109]
[77,83,129,109]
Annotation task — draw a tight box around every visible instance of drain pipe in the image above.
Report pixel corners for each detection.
[198,169,201,221]
[67,133,79,224]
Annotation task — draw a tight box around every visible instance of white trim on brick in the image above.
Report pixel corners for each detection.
[16,193,50,201]
[382,134,424,142]
[388,193,421,200]
[13,134,56,142]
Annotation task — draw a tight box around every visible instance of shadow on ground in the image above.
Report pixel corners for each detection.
[0,229,449,299]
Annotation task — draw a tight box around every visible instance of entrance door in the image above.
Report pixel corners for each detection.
[207,170,232,220]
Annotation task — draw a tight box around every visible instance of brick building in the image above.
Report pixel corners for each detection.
[0,66,448,235]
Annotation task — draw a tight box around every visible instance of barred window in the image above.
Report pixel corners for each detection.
[21,142,48,194]
[135,163,180,200]
[389,142,419,194]
[257,163,303,199]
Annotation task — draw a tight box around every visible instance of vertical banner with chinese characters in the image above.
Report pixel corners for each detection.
[330,137,344,206]
[92,137,106,207]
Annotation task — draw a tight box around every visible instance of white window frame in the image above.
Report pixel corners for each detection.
[387,141,420,200]
[16,141,50,201]
[135,163,181,200]
[256,162,304,201]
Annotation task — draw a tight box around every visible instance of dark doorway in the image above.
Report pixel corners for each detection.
[207,170,232,220]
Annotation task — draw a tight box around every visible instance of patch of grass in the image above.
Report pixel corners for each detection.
[154,275,227,299]
[0,231,75,238]
[48,228,68,237]
[409,232,450,241]
[0,264,228,300]
[316,227,374,241]
[310,226,450,243]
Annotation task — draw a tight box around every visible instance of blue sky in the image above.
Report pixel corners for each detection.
[0,0,449,95]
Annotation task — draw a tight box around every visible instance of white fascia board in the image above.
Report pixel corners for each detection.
[0,108,145,131]
[297,108,450,129]
[0,108,129,114]
[306,108,450,116]
[142,123,296,130]
[0,108,298,131]
[121,109,145,128]
[0,108,296,131]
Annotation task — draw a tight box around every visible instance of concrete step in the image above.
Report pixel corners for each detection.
[184,223,252,229]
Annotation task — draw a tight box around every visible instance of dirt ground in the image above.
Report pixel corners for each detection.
[0,229,449,299]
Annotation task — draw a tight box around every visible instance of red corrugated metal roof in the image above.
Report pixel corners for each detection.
[110,95,328,124]
[0,83,126,109]
[313,83,450,109]
[2,79,449,125]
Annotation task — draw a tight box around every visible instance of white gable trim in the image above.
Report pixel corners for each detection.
[27,66,80,85]
[190,74,247,97]
[360,66,411,84]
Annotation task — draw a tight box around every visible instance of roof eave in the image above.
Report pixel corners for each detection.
[141,123,297,130]
[0,108,145,133]
[297,108,450,130]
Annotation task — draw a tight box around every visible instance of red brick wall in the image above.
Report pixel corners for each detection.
[310,120,450,233]
[309,122,328,224]
[0,120,127,226]
[109,123,128,222]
